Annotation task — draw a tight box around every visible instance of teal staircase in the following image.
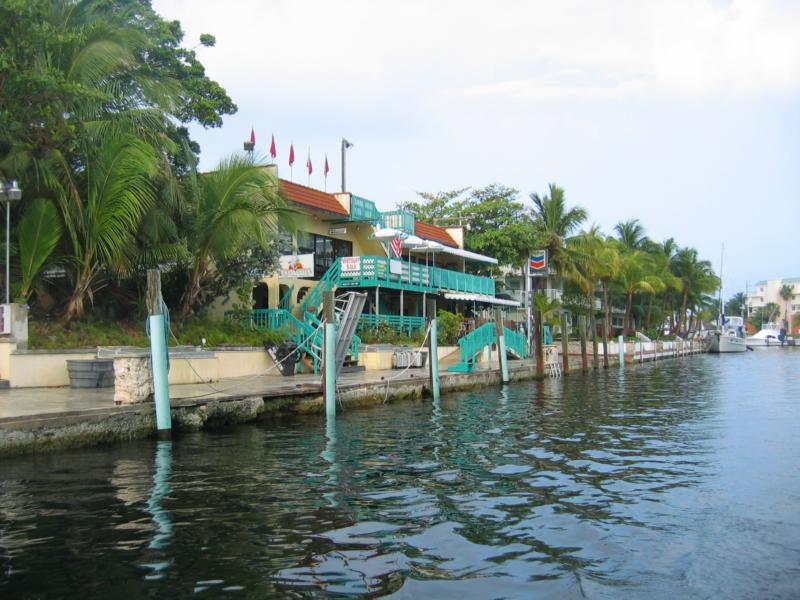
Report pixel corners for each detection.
[298,260,341,317]
[447,322,528,373]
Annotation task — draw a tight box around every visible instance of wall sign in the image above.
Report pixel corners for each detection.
[278,253,314,278]
[389,259,403,275]
[329,227,347,236]
[340,256,361,275]
[528,250,548,276]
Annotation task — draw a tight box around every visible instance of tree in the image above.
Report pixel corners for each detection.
[398,188,469,226]
[529,183,587,277]
[725,292,747,317]
[779,283,794,329]
[613,248,660,334]
[17,198,62,301]
[670,248,719,335]
[751,303,780,331]
[614,219,648,250]
[177,154,296,318]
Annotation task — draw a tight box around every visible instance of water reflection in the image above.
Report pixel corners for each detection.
[1,353,798,598]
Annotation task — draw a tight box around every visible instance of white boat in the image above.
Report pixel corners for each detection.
[747,322,787,348]
[706,316,748,353]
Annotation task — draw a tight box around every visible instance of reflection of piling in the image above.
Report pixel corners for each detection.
[428,299,441,402]
[323,291,336,418]
[495,308,509,384]
[147,269,171,437]
[147,439,173,551]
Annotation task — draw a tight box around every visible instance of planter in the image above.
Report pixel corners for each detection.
[66,359,115,388]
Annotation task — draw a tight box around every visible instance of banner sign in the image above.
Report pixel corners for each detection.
[389,259,403,275]
[278,253,314,278]
[390,237,404,258]
[528,250,548,276]
[340,256,361,276]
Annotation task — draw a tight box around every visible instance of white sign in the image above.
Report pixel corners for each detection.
[390,259,403,275]
[279,253,314,278]
[329,226,347,235]
[340,256,361,276]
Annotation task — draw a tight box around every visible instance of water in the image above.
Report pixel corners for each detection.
[2,352,799,598]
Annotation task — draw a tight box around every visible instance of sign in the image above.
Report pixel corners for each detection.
[278,253,314,278]
[328,226,347,235]
[528,250,548,276]
[389,259,403,275]
[390,236,403,258]
[340,256,361,276]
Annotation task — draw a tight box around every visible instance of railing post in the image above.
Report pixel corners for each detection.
[495,308,510,384]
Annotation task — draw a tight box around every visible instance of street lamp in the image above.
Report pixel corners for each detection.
[0,179,22,304]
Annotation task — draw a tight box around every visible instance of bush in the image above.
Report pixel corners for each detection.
[437,310,463,345]
[358,321,425,346]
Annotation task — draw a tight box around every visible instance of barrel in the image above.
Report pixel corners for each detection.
[66,359,115,388]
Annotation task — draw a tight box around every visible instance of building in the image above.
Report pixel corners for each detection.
[213,168,520,338]
[746,277,800,331]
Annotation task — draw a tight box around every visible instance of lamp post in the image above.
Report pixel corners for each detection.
[0,179,22,304]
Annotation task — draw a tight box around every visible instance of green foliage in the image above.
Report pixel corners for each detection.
[28,315,283,350]
[725,292,746,316]
[357,321,425,346]
[437,309,463,345]
[17,198,62,300]
[750,303,780,330]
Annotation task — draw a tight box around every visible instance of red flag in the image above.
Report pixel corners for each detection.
[250,127,255,145]
[324,154,329,177]
[306,151,313,175]
[390,237,403,258]
[270,135,276,159]
[289,143,295,166]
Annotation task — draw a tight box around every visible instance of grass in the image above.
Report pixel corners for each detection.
[28,316,285,350]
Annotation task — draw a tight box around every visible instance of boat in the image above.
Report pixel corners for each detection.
[706,316,748,353]
[747,322,788,348]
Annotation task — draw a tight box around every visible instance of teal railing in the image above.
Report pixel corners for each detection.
[380,210,416,235]
[298,259,341,315]
[337,256,495,296]
[350,195,384,226]
[447,322,527,372]
[358,313,427,336]
[278,285,294,310]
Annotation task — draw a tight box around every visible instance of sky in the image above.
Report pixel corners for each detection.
[153,0,799,296]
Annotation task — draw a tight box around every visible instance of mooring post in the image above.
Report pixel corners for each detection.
[323,291,336,417]
[579,315,588,370]
[533,281,544,377]
[602,318,610,368]
[560,312,569,374]
[618,334,625,367]
[428,299,441,402]
[146,269,171,437]
[494,308,509,384]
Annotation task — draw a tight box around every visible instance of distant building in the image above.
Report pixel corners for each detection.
[746,277,800,330]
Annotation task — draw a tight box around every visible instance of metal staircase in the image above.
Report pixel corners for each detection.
[297,260,341,316]
[332,292,367,374]
[447,323,528,373]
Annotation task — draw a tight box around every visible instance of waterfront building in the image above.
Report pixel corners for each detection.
[746,277,800,332]
[212,167,519,338]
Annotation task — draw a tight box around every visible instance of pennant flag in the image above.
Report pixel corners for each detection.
[306,151,313,175]
[270,135,276,159]
[289,143,295,166]
[390,237,403,258]
[324,154,329,177]
[250,127,255,146]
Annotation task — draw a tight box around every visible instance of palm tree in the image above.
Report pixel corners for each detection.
[565,227,605,365]
[670,248,719,335]
[177,154,296,318]
[725,292,747,318]
[614,219,648,250]
[779,283,794,329]
[61,136,162,321]
[529,184,587,278]
[613,249,662,335]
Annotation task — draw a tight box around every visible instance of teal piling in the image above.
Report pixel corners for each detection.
[147,270,171,436]
[495,308,509,384]
[323,291,336,417]
[618,334,625,367]
[429,300,441,402]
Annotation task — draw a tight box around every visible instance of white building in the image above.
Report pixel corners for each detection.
[746,277,800,327]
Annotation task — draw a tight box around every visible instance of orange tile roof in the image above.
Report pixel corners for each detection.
[280,179,348,216]
[415,220,458,247]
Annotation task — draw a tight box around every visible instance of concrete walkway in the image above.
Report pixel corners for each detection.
[0,360,521,421]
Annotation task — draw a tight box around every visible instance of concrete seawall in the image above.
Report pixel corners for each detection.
[0,347,703,457]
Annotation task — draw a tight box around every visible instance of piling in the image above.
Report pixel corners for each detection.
[495,308,510,384]
[428,299,441,402]
[146,269,171,437]
[618,334,625,367]
[579,315,588,370]
[323,291,336,417]
[560,312,569,374]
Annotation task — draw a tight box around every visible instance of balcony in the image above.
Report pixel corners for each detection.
[337,256,495,296]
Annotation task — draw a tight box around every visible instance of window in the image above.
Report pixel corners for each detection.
[295,232,352,278]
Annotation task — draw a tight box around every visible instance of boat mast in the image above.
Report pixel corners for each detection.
[718,244,724,327]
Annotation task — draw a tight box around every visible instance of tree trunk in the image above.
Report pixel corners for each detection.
[646,293,654,329]
[624,291,634,335]
[62,263,95,323]
[178,262,207,319]
[589,306,598,369]
[675,290,689,335]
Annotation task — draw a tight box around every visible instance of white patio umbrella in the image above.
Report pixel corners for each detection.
[371,227,407,241]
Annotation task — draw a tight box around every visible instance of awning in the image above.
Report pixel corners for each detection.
[443,292,521,307]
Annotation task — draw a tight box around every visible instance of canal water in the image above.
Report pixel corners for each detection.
[2,352,799,598]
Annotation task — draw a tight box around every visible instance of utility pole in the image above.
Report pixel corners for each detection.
[341,138,353,192]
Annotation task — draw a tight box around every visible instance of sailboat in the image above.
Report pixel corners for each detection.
[706,245,747,353]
